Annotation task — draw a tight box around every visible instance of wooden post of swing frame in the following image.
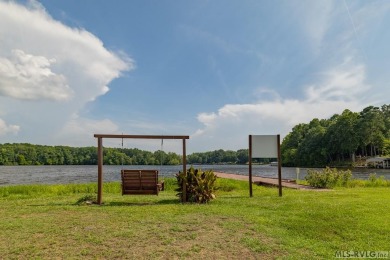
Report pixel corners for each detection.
[182,138,187,203]
[97,137,103,205]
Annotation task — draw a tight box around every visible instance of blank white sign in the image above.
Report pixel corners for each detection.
[251,135,278,158]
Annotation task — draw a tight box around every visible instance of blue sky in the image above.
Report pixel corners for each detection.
[0,0,390,152]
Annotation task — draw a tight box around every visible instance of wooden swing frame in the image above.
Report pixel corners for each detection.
[94,134,190,205]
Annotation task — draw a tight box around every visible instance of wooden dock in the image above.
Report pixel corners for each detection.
[214,172,325,190]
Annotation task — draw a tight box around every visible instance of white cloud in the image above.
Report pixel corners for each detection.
[0,49,72,100]
[0,118,20,136]
[192,61,370,152]
[0,1,132,143]
[306,58,369,102]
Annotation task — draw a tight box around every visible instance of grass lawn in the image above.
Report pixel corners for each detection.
[0,178,389,259]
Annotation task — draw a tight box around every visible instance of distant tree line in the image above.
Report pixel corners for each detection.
[281,105,390,167]
[187,149,249,164]
[0,143,97,165]
[0,143,258,166]
[0,143,182,166]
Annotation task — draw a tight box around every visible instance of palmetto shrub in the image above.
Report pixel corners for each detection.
[176,166,218,203]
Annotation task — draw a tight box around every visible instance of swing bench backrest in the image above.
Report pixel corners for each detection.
[121,169,164,195]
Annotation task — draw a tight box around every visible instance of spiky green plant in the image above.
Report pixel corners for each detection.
[176,166,218,203]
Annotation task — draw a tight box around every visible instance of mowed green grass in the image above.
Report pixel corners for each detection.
[0,178,389,259]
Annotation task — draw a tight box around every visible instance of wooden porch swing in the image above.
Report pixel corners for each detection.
[94,134,189,204]
[121,169,164,195]
[119,137,165,195]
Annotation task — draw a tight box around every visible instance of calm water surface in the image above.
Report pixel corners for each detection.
[0,165,389,186]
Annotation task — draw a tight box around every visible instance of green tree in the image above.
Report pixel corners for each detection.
[382,139,390,156]
[16,154,27,165]
[297,119,327,166]
[236,149,248,164]
[381,104,390,138]
[281,123,308,166]
[357,106,385,156]
[325,110,359,163]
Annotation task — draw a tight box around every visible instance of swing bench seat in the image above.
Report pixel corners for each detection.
[121,170,164,195]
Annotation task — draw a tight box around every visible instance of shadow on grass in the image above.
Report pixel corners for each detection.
[27,202,75,207]
[26,197,244,207]
[216,195,251,199]
[104,199,180,207]
[25,197,180,207]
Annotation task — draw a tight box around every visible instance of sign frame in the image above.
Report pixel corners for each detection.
[249,134,282,197]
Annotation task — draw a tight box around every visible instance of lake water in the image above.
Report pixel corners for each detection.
[0,165,389,186]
